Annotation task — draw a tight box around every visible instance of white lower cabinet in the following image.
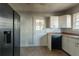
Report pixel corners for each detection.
[62,36,69,53]
[62,35,79,56]
[48,34,52,51]
[68,37,75,56]
[75,39,79,56]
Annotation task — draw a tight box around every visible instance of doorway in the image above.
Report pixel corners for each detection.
[33,16,47,46]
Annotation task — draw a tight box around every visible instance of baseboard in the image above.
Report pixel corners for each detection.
[62,49,71,56]
[20,45,47,47]
[20,46,48,48]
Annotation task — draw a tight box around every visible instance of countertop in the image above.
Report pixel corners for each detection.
[47,32,79,36]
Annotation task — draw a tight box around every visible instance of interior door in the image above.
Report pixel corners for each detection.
[0,3,13,56]
[33,17,46,46]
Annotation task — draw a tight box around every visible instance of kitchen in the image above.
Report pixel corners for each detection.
[0,3,79,56]
[16,3,79,56]
[10,3,79,56]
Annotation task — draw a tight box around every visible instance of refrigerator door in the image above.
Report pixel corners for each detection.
[0,3,13,56]
[13,11,20,56]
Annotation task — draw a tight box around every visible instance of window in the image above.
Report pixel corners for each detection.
[73,13,79,29]
[67,15,71,28]
[35,19,45,30]
[50,16,59,28]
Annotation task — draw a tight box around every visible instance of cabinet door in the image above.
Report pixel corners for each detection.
[75,39,79,56]
[59,15,71,28]
[48,34,52,51]
[59,15,67,28]
[62,36,66,51]
[65,37,70,53]
[62,36,69,52]
[62,35,70,54]
[68,37,75,56]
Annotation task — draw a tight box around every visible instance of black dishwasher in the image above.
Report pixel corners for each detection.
[51,35,62,49]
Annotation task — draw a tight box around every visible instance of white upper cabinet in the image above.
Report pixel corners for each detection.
[50,16,59,28]
[59,15,71,28]
[45,15,71,28]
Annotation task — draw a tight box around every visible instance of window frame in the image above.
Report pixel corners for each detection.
[35,19,46,31]
[73,13,79,29]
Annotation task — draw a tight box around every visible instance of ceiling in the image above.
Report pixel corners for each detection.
[9,3,78,13]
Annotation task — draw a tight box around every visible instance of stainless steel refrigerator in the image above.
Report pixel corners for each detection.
[0,3,20,56]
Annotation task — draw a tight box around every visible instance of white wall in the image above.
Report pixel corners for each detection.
[20,13,33,47]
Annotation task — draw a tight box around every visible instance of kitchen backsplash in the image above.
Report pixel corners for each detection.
[61,28,79,34]
[46,28,61,33]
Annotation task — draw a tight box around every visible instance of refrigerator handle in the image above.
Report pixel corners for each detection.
[4,31,11,44]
